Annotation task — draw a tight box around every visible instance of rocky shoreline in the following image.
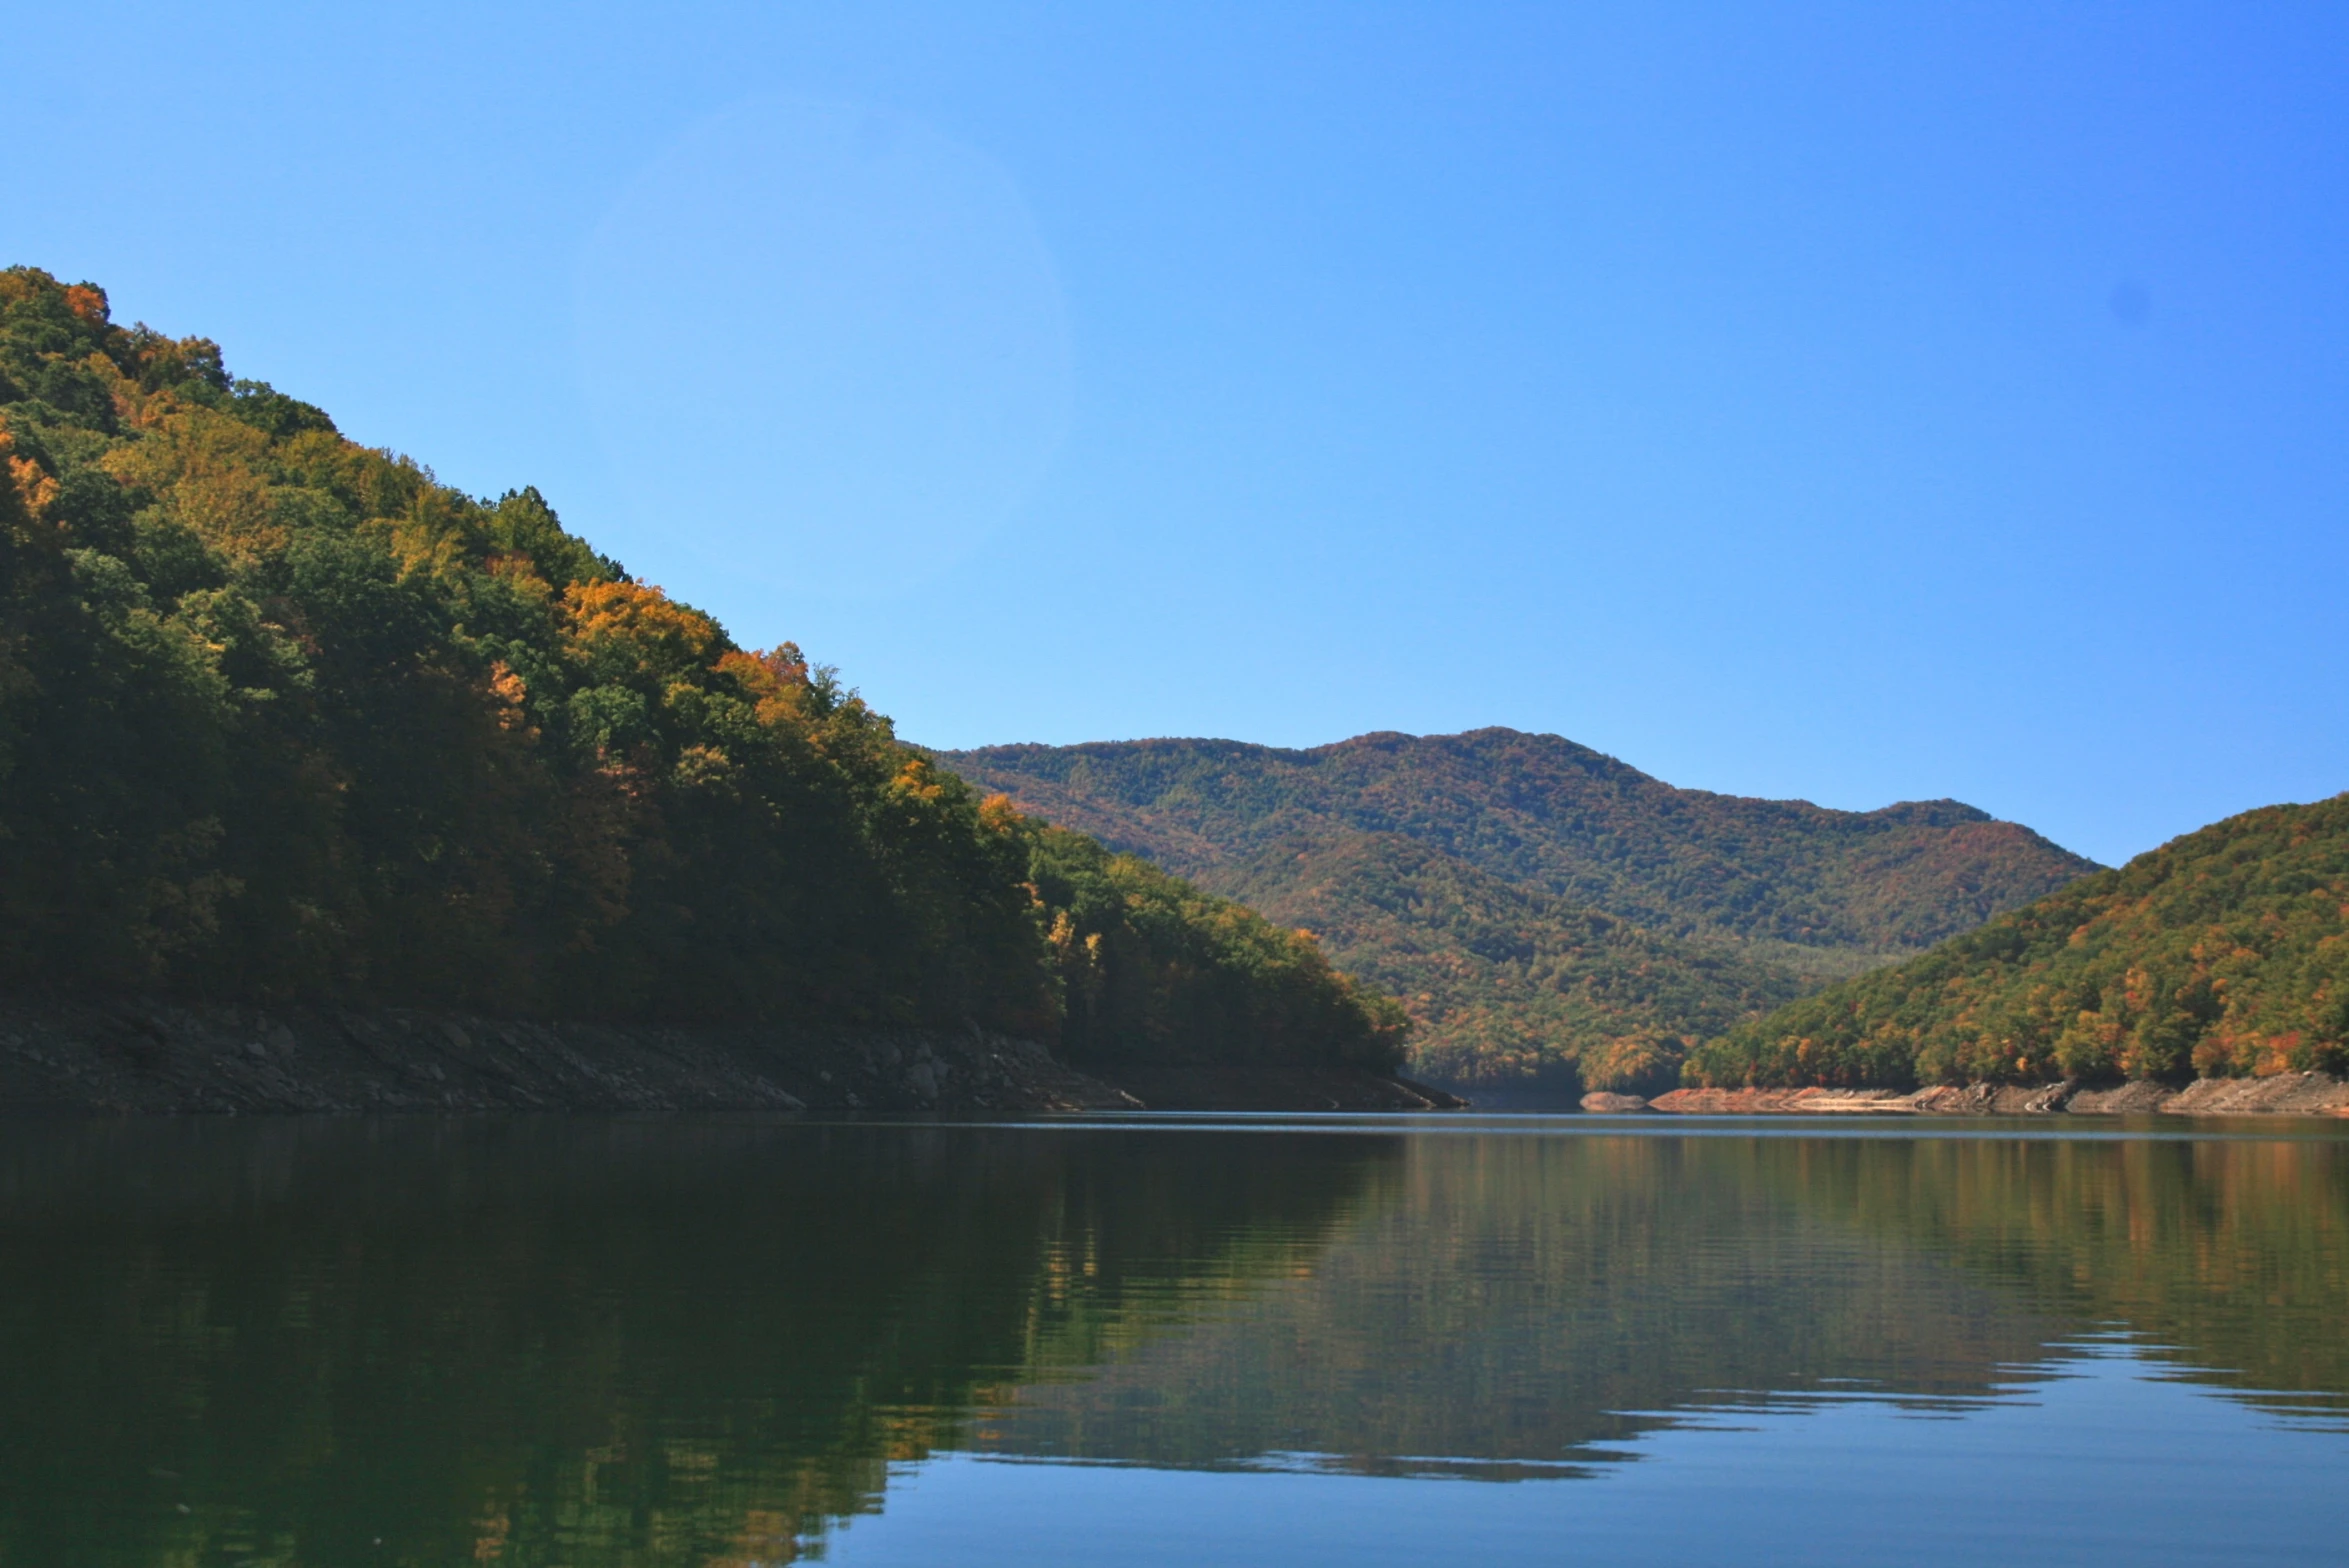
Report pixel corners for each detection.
[33,992,2335,1120]
[1585,1076,2349,1117]
[1089,1066,1466,1112]
[0,994,1130,1116]
[0,995,1461,1117]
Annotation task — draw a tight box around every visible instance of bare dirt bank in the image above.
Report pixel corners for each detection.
[1090,1067,1465,1112]
[1640,1075,2349,1117]
[0,995,1456,1117]
[0,994,1135,1117]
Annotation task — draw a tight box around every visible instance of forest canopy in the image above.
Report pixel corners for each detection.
[0,267,1403,1072]
[1685,795,2349,1088]
[940,731,2098,1093]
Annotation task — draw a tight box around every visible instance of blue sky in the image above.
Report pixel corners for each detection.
[13,2,2345,865]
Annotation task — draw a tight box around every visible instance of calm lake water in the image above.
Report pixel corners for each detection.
[2,1114,2344,1566]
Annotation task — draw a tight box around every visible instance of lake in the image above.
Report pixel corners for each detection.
[2,1113,2343,1565]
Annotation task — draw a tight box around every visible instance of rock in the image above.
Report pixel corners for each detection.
[2064,1080,2174,1115]
[0,998,1147,1116]
[1092,1067,1460,1112]
[1580,1092,1649,1114]
[907,1060,941,1102]
[1649,1087,1914,1115]
[1654,1075,2349,1117]
[2023,1083,2073,1113]
[2150,1074,2349,1116]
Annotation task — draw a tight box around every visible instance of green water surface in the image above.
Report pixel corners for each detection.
[1,1114,2342,1565]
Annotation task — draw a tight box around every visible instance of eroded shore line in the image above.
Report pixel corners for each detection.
[0,995,1461,1117]
[1578,1077,2349,1117]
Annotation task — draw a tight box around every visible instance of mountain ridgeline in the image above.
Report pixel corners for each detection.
[937,731,2100,1093]
[0,266,1403,1074]
[1688,794,2349,1089]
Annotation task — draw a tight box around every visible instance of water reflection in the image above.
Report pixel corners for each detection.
[0,1116,2341,1564]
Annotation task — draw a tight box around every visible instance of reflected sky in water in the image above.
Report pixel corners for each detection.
[0,1115,2341,1564]
[849,1343,2343,1568]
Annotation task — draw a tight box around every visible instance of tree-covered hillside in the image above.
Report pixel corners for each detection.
[1686,795,2349,1088]
[0,267,1401,1072]
[944,731,2096,950]
[1214,830,1809,1092]
[940,731,2098,1092]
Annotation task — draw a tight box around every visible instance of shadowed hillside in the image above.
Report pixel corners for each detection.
[0,265,1400,1073]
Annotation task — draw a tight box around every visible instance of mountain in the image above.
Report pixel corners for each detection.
[0,265,1400,1072]
[937,730,2100,1091]
[1210,831,1811,1090]
[1686,794,2349,1089]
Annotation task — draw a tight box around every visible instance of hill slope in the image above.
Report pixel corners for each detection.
[0,265,1401,1072]
[939,731,2099,1091]
[1213,830,1811,1089]
[940,731,2096,950]
[1686,795,2349,1088]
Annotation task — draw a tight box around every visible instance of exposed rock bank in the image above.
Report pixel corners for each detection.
[1647,1075,2349,1117]
[0,995,1135,1116]
[1092,1067,1465,1112]
[0,996,1459,1117]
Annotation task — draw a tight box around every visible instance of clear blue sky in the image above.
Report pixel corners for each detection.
[14,2,2346,866]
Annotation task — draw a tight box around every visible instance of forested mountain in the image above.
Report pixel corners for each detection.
[939,731,2098,1091]
[0,266,1401,1072]
[1686,794,2349,1088]
[1211,831,1810,1089]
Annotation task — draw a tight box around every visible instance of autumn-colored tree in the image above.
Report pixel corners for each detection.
[0,266,1402,1066]
[1684,796,2349,1088]
[937,730,2098,1091]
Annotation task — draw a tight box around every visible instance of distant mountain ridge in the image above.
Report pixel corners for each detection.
[942,729,2094,951]
[937,729,2101,1092]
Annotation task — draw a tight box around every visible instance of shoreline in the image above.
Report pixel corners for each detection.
[1087,1066,1465,1112]
[16,994,2329,1120]
[0,995,1449,1117]
[1606,1077,2349,1117]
